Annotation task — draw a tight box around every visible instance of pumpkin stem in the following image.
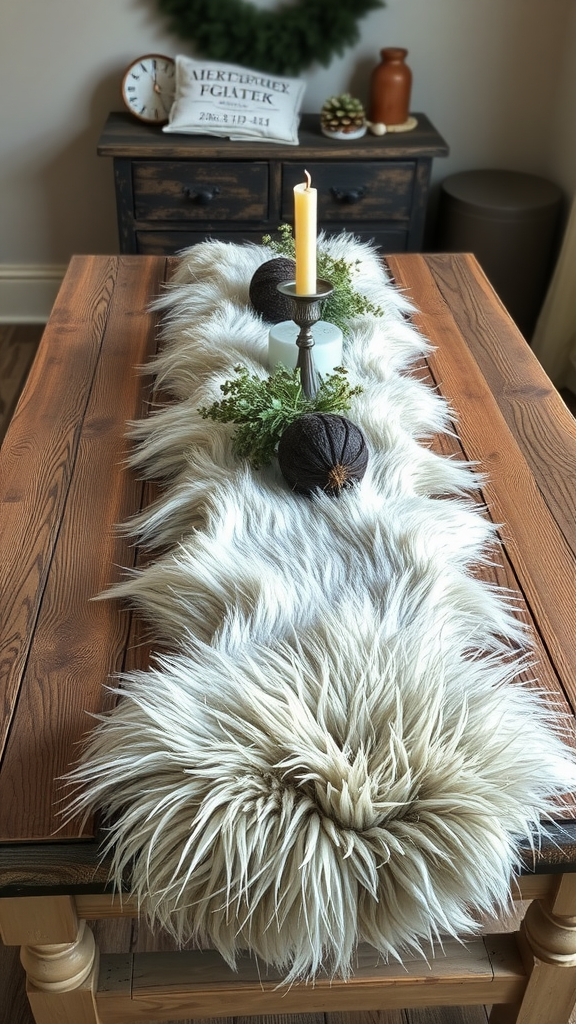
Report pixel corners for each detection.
[326,463,350,492]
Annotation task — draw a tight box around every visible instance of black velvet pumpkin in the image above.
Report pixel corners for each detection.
[277,413,368,495]
[249,257,296,323]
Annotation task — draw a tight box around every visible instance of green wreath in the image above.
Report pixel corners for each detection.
[156,0,385,76]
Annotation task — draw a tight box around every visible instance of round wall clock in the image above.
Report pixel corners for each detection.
[121,54,176,124]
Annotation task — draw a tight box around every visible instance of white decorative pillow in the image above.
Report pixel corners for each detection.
[163,55,306,145]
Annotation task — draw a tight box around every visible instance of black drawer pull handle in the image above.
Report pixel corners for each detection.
[183,186,221,205]
[330,186,367,205]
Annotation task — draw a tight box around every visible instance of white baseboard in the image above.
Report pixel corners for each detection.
[0,264,67,323]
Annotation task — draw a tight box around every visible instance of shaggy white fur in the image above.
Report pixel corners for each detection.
[68,235,576,982]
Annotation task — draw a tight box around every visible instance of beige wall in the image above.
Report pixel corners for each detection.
[1,0,575,271]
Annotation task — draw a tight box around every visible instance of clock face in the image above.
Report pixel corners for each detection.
[121,55,176,124]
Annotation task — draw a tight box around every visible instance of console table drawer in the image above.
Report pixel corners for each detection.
[133,161,269,221]
[136,229,268,253]
[281,162,415,222]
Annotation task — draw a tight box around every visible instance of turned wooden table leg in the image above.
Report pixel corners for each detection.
[490,874,576,1024]
[0,895,100,1024]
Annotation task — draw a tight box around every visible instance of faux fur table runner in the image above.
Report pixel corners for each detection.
[69,237,576,982]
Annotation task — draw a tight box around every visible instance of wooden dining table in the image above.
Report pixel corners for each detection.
[2,252,576,1024]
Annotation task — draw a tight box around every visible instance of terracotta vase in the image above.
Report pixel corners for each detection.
[369,47,412,126]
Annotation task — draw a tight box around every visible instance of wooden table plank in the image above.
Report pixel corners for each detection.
[0,256,167,842]
[387,255,576,721]
[407,353,574,731]
[424,252,576,558]
[0,838,115,894]
[0,257,118,761]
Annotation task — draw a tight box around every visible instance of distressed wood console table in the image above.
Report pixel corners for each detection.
[2,253,576,1023]
[97,111,448,254]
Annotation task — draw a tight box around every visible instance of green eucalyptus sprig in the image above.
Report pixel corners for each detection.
[261,223,383,331]
[199,364,363,469]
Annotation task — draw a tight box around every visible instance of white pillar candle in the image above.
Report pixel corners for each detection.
[268,320,343,378]
[294,170,317,295]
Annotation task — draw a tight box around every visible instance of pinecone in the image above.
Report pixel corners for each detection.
[320,94,366,134]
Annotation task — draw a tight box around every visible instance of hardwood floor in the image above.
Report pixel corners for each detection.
[1,324,575,1024]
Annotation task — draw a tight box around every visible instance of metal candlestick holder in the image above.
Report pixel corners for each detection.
[276,279,334,399]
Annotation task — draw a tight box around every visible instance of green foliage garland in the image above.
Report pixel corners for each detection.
[262,224,384,331]
[156,0,384,76]
[199,365,362,468]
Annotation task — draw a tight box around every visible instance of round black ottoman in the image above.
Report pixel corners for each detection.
[437,169,563,338]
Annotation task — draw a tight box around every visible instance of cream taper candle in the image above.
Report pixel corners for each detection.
[294,170,317,295]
